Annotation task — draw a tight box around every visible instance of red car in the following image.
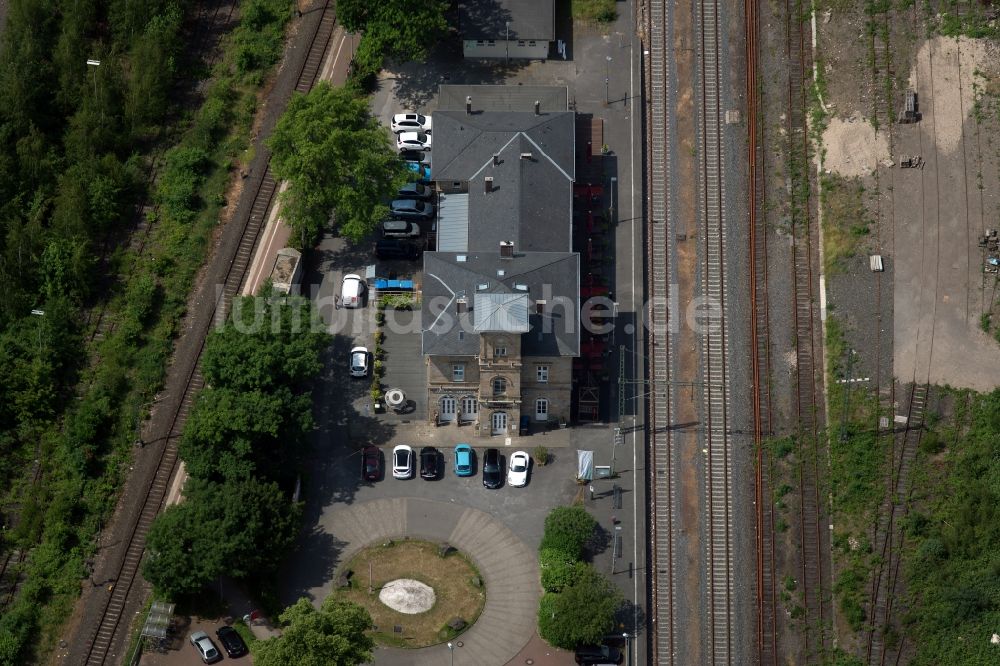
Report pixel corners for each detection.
[361,446,381,481]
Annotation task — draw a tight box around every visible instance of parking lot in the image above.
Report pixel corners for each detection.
[271,3,647,663]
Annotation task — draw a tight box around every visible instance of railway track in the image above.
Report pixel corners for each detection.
[696,0,734,661]
[745,0,778,659]
[78,5,336,664]
[865,383,928,665]
[784,0,829,657]
[644,0,677,660]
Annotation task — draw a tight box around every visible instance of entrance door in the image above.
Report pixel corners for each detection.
[440,396,457,421]
[491,411,507,435]
[460,396,477,421]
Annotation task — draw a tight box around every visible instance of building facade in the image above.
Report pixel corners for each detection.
[458,0,555,60]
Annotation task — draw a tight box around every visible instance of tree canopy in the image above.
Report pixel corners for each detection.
[537,565,622,649]
[144,477,302,599]
[336,0,448,81]
[267,83,408,246]
[539,506,598,560]
[146,295,328,598]
[254,596,375,666]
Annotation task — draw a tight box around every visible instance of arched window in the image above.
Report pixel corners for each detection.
[535,398,549,421]
[492,377,507,396]
[461,396,478,416]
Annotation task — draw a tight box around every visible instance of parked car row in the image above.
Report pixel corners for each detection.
[362,445,530,488]
[190,626,248,663]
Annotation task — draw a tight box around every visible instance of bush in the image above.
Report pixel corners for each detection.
[532,445,549,466]
[539,548,586,593]
[537,565,621,648]
[539,506,597,560]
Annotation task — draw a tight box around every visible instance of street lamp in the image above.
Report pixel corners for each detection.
[605,56,613,105]
[447,642,454,666]
[87,59,102,122]
[505,21,510,64]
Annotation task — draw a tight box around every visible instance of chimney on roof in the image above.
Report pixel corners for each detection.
[484,176,494,193]
[534,100,540,115]
[456,298,468,314]
[520,152,533,160]
[500,241,514,259]
[535,299,547,314]
[466,96,472,114]
[493,154,500,166]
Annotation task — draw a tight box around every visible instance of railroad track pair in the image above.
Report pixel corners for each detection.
[79,5,337,664]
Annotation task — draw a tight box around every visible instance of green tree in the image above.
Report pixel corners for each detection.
[337,0,448,67]
[539,506,598,560]
[202,295,327,390]
[254,596,375,666]
[179,385,312,483]
[539,548,587,593]
[144,478,301,598]
[268,82,407,246]
[537,565,622,649]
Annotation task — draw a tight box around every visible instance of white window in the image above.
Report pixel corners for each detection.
[461,396,478,416]
[452,363,465,382]
[535,398,549,421]
[440,396,457,421]
[536,365,549,383]
[492,377,507,395]
[494,346,508,358]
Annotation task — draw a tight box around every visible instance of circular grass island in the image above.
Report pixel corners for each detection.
[335,539,486,648]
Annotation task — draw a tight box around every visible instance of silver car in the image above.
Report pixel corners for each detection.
[189,631,222,664]
[350,346,369,377]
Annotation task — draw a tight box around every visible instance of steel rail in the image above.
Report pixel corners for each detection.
[79,4,336,664]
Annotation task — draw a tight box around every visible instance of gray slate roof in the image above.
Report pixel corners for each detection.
[434,110,575,253]
[422,251,580,357]
[437,85,568,113]
[458,0,555,41]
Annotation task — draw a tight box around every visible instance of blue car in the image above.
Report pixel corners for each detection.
[405,161,432,182]
[453,444,473,476]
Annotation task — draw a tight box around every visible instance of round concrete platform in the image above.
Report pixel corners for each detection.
[319,497,540,666]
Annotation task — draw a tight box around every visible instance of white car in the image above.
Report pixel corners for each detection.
[391,112,432,134]
[340,274,365,308]
[396,131,432,152]
[392,445,414,479]
[189,631,222,664]
[507,450,530,487]
[350,346,369,377]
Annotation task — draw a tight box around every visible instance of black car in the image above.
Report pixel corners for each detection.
[361,445,381,482]
[215,626,249,658]
[420,447,440,480]
[574,644,623,665]
[482,448,502,489]
[375,239,421,260]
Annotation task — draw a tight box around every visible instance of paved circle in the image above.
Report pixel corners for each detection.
[320,497,540,665]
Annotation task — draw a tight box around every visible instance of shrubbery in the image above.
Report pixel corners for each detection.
[536,506,620,649]
[145,295,328,598]
[539,506,597,560]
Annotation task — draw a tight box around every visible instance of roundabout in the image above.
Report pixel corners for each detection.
[301,497,540,665]
[336,539,486,647]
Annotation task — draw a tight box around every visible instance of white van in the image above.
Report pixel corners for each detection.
[340,274,365,308]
